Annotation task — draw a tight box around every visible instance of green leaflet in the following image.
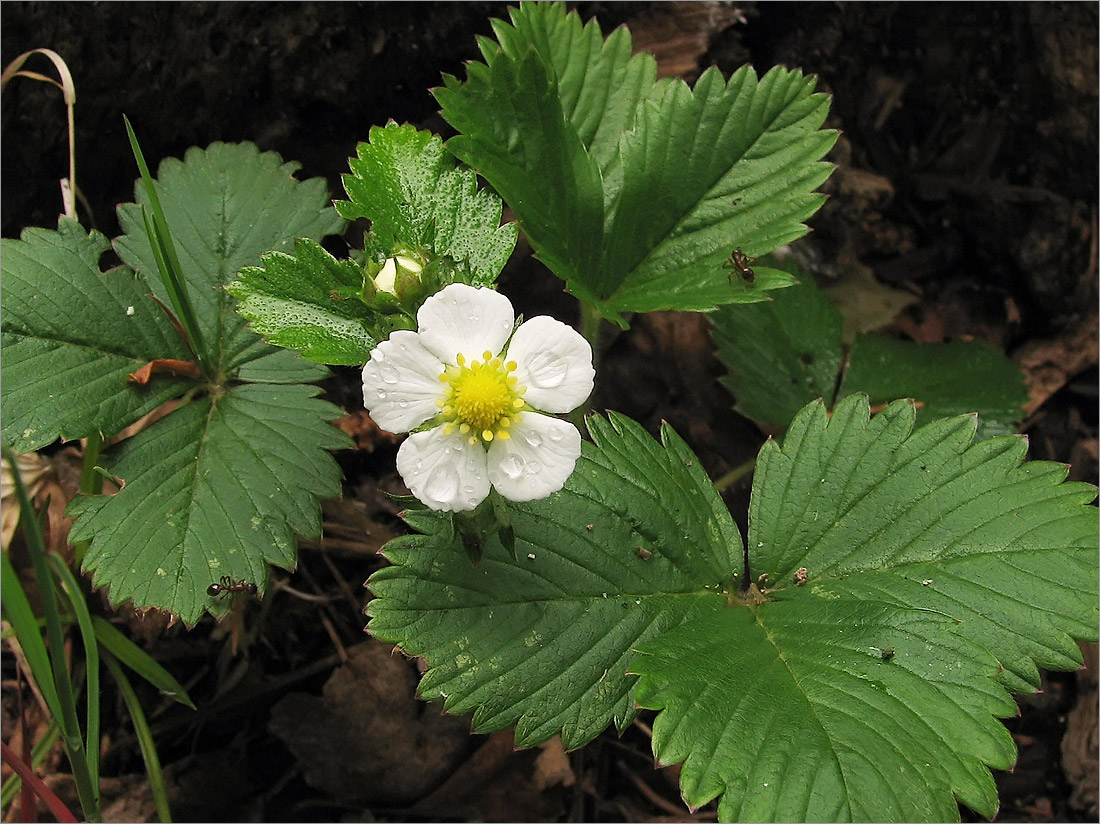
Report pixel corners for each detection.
[0,220,192,451]
[366,412,742,750]
[711,269,1027,438]
[435,1,835,322]
[228,238,376,366]
[69,384,347,626]
[751,395,1098,693]
[632,600,1016,822]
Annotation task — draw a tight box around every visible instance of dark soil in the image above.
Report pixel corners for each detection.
[2,2,1097,822]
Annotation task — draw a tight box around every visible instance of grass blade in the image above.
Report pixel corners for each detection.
[92,617,195,709]
[102,653,173,823]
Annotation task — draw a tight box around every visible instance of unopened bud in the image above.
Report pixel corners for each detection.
[374,254,423,295]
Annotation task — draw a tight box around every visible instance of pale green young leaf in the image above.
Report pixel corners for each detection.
[1,219,192,451]
[366,412,742,750]
[227,238,375,366]
[335,123,517,284]
[114,141,345,372]
[631,394,1097,821]
[68,383,349,626]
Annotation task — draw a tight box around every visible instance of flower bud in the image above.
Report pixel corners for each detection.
[374,254,423,295]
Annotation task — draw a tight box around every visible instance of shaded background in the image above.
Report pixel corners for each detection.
[2,2,1097,821]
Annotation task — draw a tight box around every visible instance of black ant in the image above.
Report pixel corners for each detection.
[726,248,755,283]
[207,576,258,598]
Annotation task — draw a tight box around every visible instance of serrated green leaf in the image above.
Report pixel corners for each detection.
[628,393,1097,821]
[228,238,375,365]
[114,141,345,374]
[335,123,517,284]
[480,0,656,169]
[1,219,193,451]
[753,395,1098,692]
[436,2,836,320]
[599,65,836,314]
[436,47,607,306]
[711,267,1027,437]
[68,383,349,626]
[366,412,742,750]
[632,600,1017,822]
[840,334,1027,439]
[711,272,844,428]
[231,347,329,385]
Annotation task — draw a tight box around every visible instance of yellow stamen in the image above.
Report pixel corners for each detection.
[436,346,529,446]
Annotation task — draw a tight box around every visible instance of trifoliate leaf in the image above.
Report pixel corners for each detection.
[228,238,376,366]
[68,383,348,626]
[1,219,193,451]
[61,142,350,623]
[839,334,1027,439]
[632,394,1097,821]
[711,268,1027,438]
[114,141,345,372]
[336,122,517,284]
[436,1,836,321]
[366,412,742,750]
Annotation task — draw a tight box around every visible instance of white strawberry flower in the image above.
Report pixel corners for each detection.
[362,282,594,512]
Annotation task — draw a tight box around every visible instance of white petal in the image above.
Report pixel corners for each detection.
[362,330,445,433]
[416,283,514,365]
[397,427,491,512]
[506,316,594,413]
[487,412,582,503]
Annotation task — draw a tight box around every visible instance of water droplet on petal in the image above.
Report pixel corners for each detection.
[523,430,543,447]
[499,454,525,480]
[547,427,565,443]
[527,352,567,388]
[526,460,543,475]
[379,364,400,384]
[424,466,459,502]
[374,349,387,363]
[377,390,387,399]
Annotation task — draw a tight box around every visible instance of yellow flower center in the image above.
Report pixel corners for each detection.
[438,351,526,445]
